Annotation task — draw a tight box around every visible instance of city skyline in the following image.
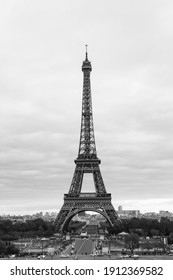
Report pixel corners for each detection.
[1,206,173,217]
[1,1,173,215]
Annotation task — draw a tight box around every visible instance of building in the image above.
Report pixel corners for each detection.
[117,206,140,218]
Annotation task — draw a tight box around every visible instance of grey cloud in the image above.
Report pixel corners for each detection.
[0,0,173,213]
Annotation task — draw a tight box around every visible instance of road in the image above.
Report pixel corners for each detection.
[2,254,173,260]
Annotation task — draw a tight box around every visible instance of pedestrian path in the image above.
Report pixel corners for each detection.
[74,238,93,256]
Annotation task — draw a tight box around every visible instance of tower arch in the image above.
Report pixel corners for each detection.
[61,208,110,233]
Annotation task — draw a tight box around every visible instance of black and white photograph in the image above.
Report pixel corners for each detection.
[0,0,173,274]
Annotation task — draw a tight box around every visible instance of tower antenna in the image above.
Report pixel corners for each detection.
[85,44,88,60]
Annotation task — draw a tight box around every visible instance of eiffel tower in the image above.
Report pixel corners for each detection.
[55,47,120,233]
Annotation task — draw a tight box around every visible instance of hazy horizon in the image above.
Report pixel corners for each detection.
[1,200,172,216]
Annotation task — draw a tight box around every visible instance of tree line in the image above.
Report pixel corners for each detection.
[0,216,173,241]
[0,218,55,241]
[101,217,173,242]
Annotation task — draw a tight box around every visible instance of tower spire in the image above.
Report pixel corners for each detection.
[85,44,88,60]
[79,45,95,158]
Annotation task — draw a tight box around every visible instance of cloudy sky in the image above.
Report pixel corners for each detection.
[0,0,173,215]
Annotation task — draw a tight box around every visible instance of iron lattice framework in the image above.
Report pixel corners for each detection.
[55,49,120,233]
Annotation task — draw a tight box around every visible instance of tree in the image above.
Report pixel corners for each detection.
[168,232,173,244]
[159,218,170,236]
[0,240,6,255]
[150,229,160,237]
[124,233,139,255]
[140,240,153,252]
[5,243,19,255]
[132,228,145,237]
[0,220,13,234]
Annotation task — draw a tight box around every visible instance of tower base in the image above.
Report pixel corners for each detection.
[55,193,121,233]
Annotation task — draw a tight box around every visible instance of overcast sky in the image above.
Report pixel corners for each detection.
[0,0,173,215]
